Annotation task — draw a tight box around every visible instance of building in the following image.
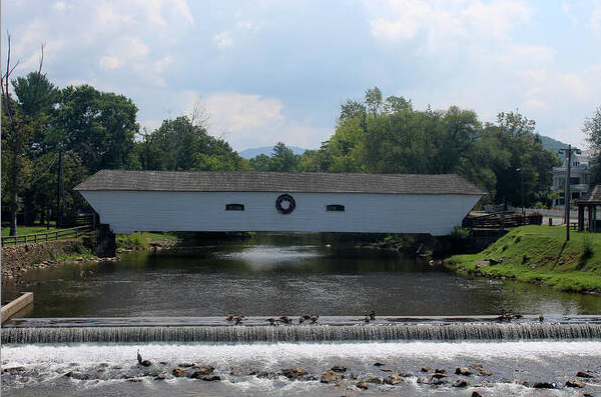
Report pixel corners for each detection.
[551,150,594,207]
[75,170,485,236]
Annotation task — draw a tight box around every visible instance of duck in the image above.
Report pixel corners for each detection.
[310,315,319,324]
[539,314,544,323]
[226,314,234,321]
[137,349,143,364]
[266,318,278,326]
[279,316,292,324]
[363,315,371,323]
[234,315,245,325]
[368,310,376,320]
[299,314,311,324]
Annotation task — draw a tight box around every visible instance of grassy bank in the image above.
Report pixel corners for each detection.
[116,232,179,251]
[445,225,601,293]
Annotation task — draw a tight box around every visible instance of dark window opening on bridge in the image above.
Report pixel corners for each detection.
[326,204,345,212]
[226,204,245,211]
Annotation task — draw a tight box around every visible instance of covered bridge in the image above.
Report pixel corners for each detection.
[75,170,485,236]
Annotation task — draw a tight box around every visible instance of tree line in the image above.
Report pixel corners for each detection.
[4,67,598,235]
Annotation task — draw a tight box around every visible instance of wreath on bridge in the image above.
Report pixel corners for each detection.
[276,194,296,215]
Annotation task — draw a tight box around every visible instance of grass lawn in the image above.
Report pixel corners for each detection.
[1,225,61,237]
[445,225,601,293]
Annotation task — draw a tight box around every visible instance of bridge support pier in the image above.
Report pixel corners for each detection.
[96,224,116,258]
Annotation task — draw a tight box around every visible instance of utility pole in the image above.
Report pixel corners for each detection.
[559,145,582,241]
[56,150,64,227]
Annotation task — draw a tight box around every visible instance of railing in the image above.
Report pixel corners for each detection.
[1,225,95,247]
[463,212,543,229]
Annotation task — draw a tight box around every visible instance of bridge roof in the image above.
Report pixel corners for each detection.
[75,170,486,195]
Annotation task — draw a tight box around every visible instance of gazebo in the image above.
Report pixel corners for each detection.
[576,184,601,232]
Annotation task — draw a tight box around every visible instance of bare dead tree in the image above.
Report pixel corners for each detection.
[187,96,211,130]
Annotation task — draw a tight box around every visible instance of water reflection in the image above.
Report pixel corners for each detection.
[2,233,601,317]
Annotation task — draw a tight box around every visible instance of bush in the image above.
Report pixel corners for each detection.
[70,240,88,254]
[450,225,470,240]
[581,234,594,259]
[116,233,149,250]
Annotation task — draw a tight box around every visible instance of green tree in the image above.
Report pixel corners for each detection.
[583,106,601,150]
[54,84,139,173]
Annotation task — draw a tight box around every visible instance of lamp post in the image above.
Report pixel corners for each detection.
[516,168,524,218]
[558,145,582,242]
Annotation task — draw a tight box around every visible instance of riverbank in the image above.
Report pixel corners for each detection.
[444,225,601,293]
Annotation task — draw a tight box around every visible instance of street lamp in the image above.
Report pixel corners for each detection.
[558,144,582,241]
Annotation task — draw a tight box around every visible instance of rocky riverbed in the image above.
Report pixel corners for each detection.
[2,341,601,396]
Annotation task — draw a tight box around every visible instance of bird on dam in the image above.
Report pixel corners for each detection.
[266,318,278,326]
[299,314,311,324]
[279,316,292,324]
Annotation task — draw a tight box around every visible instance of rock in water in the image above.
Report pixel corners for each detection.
[455,367,473,376]
[320,370,343,383]
[355,381,369,390]
[565,380,585,388]
[452,379,470,387]
[331,365,347,373]
[190,365,215,378]
[577,371,594,378]
[280,368,309,380]
[532,381,556,389]
[172,367,186,377]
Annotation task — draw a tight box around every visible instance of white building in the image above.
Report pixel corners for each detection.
[551,150,594,207]
[75,170,485,236]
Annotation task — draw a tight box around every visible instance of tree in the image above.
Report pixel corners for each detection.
[54,84,139,173]
[583,106,601,185]
[1,34,46,235]
[137,115,248,172]
[249,142,300,172]
[583,106,601,150]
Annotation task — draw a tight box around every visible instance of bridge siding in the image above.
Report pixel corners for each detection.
[81,191,480,236]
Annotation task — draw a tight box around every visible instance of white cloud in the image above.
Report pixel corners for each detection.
[588,4,601,32]
[204,92,284,132]
[99,55,123,70]
[53,1,66,11]
[174,91,327,150]
[368,0,532,45]
[213,31,233,48]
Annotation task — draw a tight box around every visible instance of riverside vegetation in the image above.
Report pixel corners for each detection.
[445,225,601,294]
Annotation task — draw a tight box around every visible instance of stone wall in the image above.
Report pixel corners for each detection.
[1,240,89,283]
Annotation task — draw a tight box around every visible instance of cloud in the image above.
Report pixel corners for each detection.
[170,91,327,150]
[99,55,123,70]
[588,4,601,33]
[213,31,233,48]
[368,0,532,46]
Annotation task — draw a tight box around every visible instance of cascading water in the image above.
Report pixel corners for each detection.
[4,322,601,344]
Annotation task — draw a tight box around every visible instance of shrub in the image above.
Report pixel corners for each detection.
[450,225,470,240]
[117,233,149,250]
[581,234,594,259]
[70,240,88,254]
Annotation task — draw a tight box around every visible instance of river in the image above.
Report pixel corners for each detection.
[2,233,601,396]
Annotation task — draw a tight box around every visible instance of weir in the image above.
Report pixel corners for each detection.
[4,322,601,344]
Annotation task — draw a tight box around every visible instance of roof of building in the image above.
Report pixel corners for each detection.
[74,170,487,195]
[576,184,601,204]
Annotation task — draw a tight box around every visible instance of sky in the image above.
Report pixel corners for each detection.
[2,0,600,151]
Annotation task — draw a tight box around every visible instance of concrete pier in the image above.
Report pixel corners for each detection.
[1,292,33,325]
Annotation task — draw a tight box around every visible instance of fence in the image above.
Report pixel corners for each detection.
[1,225,95,247]
[462,212,543,229]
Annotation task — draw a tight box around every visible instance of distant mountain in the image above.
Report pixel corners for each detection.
[539,135,568,154]
[238,146,308,159]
